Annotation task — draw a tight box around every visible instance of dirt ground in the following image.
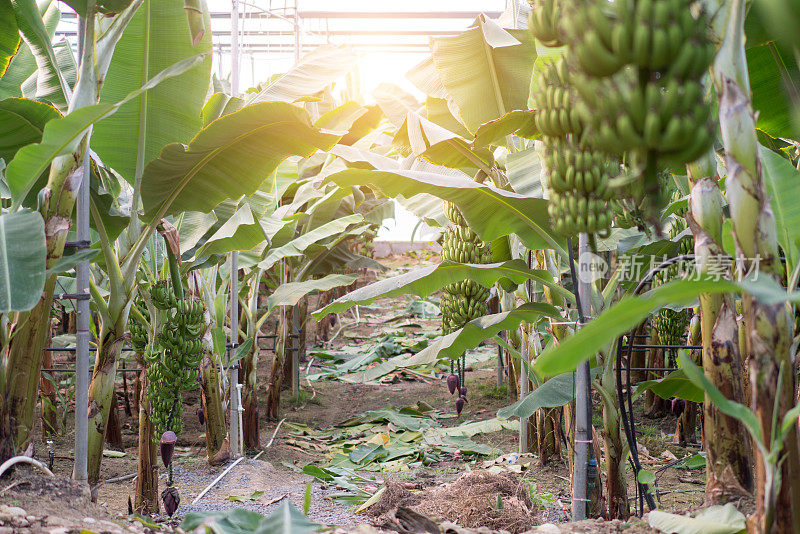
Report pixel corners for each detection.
[0,254,741,533]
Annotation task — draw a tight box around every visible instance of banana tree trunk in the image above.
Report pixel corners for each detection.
[40,330,59,439]
[241,339,260,450]
[105,392,124,450]
[715,2,800,527]
[200,352,228,463]
[86,314,127,484]
[688,158,753,499]
[265,310,290,420]
[134,369,159,514]
[0,278,59,459]
[674,310,701,446]
[598,356,629,520]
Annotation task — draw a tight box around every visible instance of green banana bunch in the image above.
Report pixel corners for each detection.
[141,282,209,435]
[528,0,565,47]
[560,0,715,222]
[544,137,615,236]
[531,59,583,137]
[440,201,492,334]
[573,75,714,167]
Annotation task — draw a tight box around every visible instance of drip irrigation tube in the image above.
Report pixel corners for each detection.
[616,254,694,516]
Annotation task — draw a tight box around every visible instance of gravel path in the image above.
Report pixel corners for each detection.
[157,458,362,526]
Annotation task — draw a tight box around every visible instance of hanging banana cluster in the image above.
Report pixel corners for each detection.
[531,58,614,237]
[137,281,207,435]
[544,137,615,235]
[528,0,565,47]
[440,201,492,334]
[129,299,150,354]
[561,0,715,212]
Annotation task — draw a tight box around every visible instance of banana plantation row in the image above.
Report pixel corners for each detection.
[2,0,800,530]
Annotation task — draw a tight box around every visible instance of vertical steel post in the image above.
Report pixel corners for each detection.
[72,16,90,485]
[228,0,242,459]
[572,233,592,520]
[294,0,301,63]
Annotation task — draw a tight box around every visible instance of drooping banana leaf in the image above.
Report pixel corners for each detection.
[268,273,359,310]
[20,38,75,101]
[0,209,46,312]
[0,0,58,100]
[140,102,340,220]
[313,260,567,319]
[11,0,71,111]
[429,16,536,133]
[193,204,268,258]
[0,0,20,76]
[410,302,561,364]
[250,44,356,104]
[323,168,559,252]
[258,213,364,271]
[5,54,205,205]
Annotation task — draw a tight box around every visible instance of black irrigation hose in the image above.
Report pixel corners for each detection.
[616,254,694,516]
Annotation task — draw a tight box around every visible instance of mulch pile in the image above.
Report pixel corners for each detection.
[369,470,538,534]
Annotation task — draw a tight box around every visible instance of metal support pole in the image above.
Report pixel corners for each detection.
[228,0,241,459]
[72,17,90,485]
[294,0,301,63]
[228,251,240,458]
[572,233,592,520]
[291,304,299,397]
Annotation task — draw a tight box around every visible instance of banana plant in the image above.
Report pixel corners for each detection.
[0,0,184,465]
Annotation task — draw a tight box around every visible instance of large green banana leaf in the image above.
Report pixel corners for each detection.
[11,0,70,111]
[258,213,364,271]
[20,38,75,99]
[323,168,559,252]
[5,54,205,205]
[531,275,800,377]
[193,204,268,258]
[430,16,536,133]
[498,372,578,420]
[250,44,356,104]
[92,0,212,185]
[372,82,420,127]
[412,302,561,364]
[394,112,494,175]
[761,145,800,275]
[0,0,57,100]
[268,273,358,310]
[201,92,244,126]
[140,102,340,221]
[0,96,59,162]
[313,259,567,319]
[0,209,46,312]
[0,0,20,76]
